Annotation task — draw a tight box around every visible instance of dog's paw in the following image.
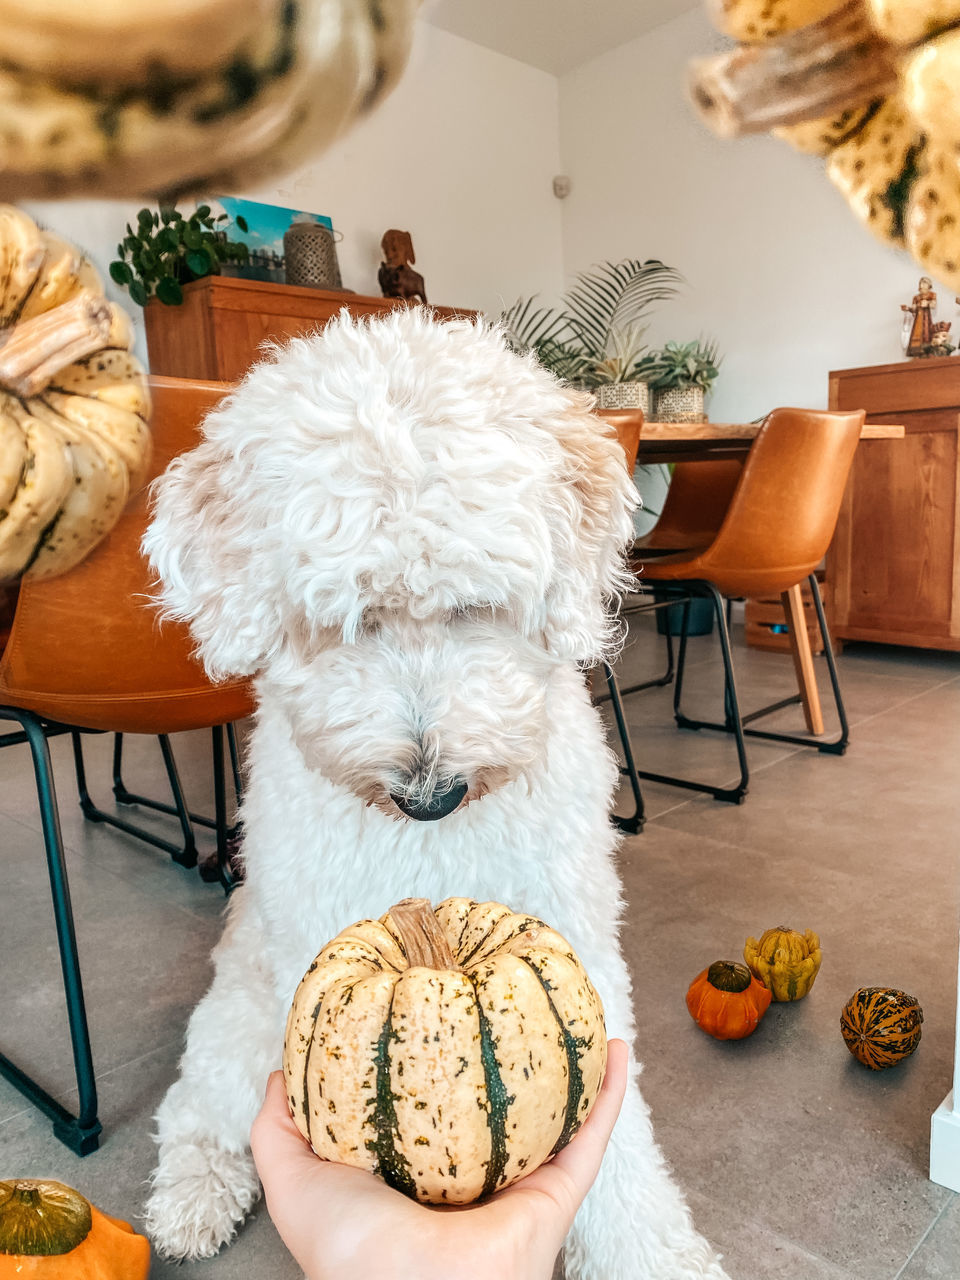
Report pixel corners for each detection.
[144,1140,260,1260]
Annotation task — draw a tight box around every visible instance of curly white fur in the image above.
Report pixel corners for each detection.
[142,309,728,1279]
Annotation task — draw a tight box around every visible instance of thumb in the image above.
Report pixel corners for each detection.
[250,1070,319,1183]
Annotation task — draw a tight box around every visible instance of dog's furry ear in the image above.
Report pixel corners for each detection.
[542,401,637,664]
[142,429,284,680]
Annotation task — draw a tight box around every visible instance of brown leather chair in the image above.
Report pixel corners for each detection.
[0,376,254,1157]
[591,410,646,834]
[622,459,745,697]
[614,406,865,804]
[633,459,743,554]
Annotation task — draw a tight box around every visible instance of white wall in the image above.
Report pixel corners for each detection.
[23,21,564,366]
[558,5,947,422]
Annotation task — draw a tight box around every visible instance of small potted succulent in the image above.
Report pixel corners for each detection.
[501,258,683,416]
[109,204,249,307]
[649,339,721,423]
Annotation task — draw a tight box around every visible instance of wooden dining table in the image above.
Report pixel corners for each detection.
[597,410,905,737]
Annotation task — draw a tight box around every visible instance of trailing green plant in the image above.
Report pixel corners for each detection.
[648,339,722,391]
[501,258,683,389]
[108,204,250,306]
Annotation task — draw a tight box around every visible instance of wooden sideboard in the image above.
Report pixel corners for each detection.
[829,357,960,650]
[143,277,476,382]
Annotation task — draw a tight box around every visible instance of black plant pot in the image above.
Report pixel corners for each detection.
[653,586,715,637]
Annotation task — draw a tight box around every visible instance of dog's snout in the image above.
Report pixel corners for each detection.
[391,778,468,821]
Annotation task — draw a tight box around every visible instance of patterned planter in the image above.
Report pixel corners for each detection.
[283,220,343,290]
[654,385,705,423]
[595,380,650,415]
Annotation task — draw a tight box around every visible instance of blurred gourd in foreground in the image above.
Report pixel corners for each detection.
[690,0,960,290]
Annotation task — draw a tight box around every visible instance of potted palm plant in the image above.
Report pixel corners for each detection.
[501,258,683,416]
[648,339,721,423]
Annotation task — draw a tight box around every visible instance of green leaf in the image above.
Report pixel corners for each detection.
[183,224,203,250]
[108,260,133,286]
[160,205,178,223]
[129,280,148,306]
[236,214,249,233]
[139,246,157,270]
[195,204,211,219]
[137,207,154,230]
[186,249,211,276]
[156,226,179,253]
[155,276,184,305]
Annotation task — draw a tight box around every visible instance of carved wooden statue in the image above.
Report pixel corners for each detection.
[378,229,427,304]
[901,277,937,358]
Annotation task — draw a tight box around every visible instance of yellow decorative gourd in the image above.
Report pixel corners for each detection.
[0,205,150,581]
[744,925,822,1000]
[691,0,960,289]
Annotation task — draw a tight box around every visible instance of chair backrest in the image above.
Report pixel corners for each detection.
[637,459,743,550]
[0,377,255,734]
[698,406,865,597]
[597,408,643,473]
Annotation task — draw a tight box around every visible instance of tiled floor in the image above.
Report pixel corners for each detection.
[0,618,957,1279]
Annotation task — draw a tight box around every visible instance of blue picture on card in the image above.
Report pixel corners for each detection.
[208,197,333,283]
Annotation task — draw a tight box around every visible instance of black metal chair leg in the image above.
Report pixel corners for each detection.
[0,707,101,1156]
[628,585,750,804]
[72,732,199,867]
[808,574,849,753]
[711,585,750,797]
[672,597,693,722]
[227,722,244,801]
[603,664,645,834]
[211,725,241,893]
[595,617,674,704]
[675,576,849,754]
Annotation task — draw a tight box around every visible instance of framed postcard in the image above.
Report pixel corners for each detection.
[208,197,334,283]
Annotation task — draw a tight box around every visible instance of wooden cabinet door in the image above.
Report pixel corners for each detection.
[830,359,960,650]
[831,411,960,644]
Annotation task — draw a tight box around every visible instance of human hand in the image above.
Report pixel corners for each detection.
[251,1038,629,1280]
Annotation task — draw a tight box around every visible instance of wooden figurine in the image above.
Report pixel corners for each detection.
[929,321,955,356]
[378,229,427,304]
[901,277,937,357]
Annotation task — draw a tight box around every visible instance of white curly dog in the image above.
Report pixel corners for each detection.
[142,308,728,1279]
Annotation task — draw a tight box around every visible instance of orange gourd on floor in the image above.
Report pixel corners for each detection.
[686,961,772,1040]
[840,987,923,1070]
[0,1179,149,1278]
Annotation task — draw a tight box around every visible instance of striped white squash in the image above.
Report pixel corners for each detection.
[283,897,607,1205]
[0,205,151,580]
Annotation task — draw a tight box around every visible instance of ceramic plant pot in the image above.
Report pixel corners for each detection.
[654,385,705,423]
[595,380,650,414]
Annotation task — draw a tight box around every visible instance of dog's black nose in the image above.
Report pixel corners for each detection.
[391,779,468,821]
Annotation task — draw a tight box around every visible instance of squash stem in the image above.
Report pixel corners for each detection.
[707,960,753,993]
[0,292,114,397]
[688,0,899,138]
[387,898,459,970]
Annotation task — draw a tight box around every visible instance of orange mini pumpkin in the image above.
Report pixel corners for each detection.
[686,961,772,1040]
[840,987,923,1070]
[0,1179,149,1278]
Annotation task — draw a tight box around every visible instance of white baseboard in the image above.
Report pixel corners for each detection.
[930,1093,960,1192]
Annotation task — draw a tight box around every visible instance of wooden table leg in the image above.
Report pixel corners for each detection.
[781,584,824,735]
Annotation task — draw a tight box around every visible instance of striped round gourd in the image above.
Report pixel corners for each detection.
[691,0,960,290]
[840,987,923,1070]
[283,897,607,1205]
[0,205,150,581]
[0,0,419,200]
